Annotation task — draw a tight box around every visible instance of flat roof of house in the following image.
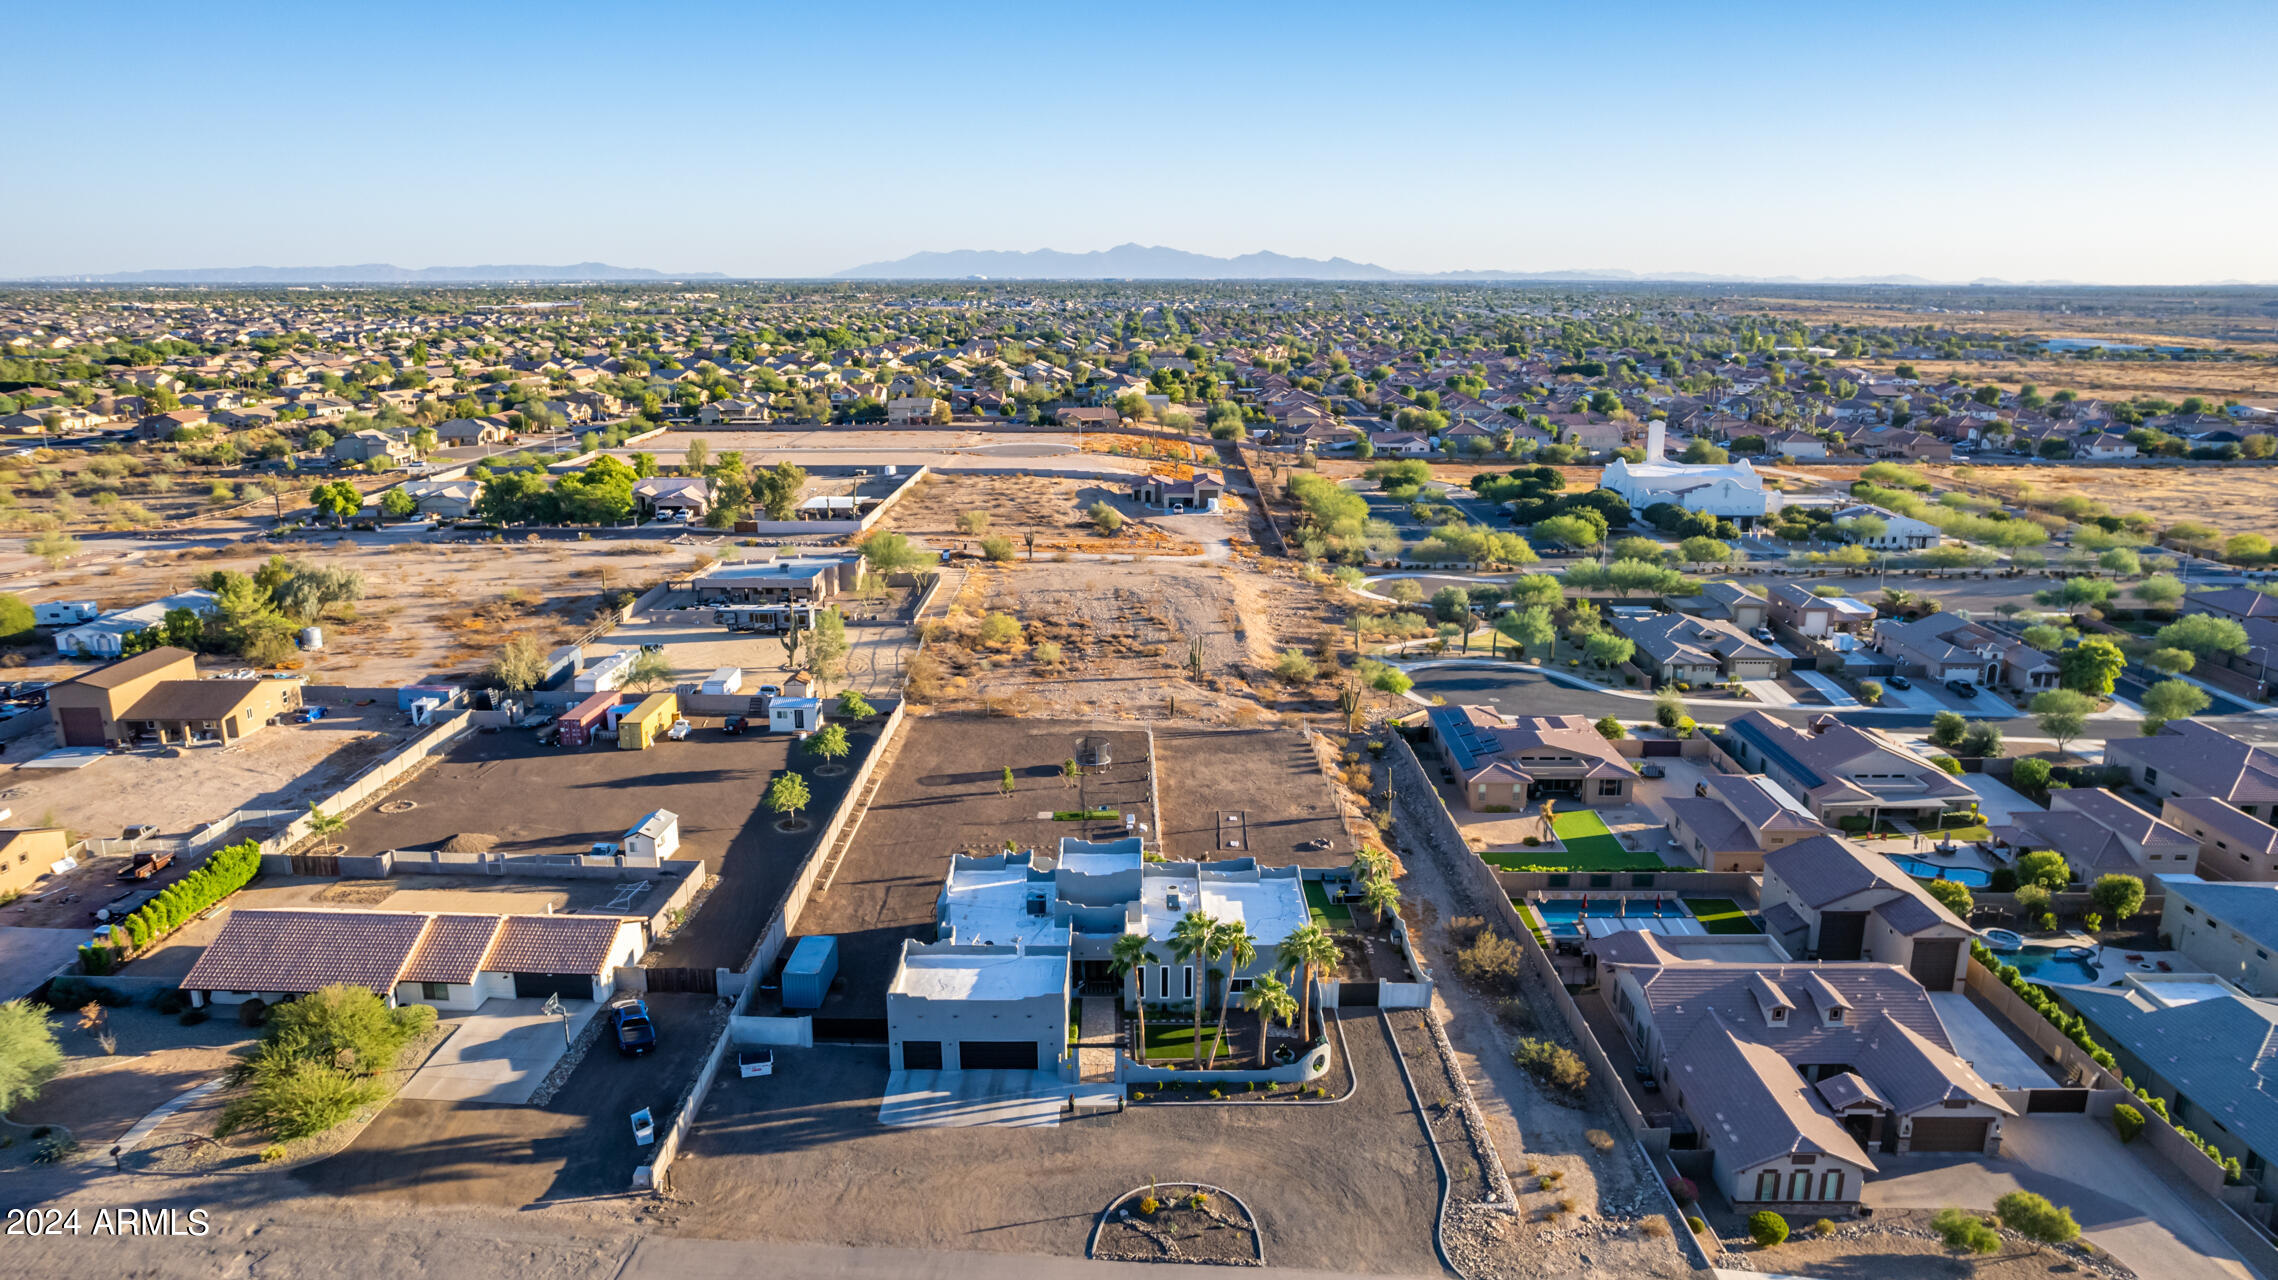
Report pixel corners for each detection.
[890,947,1065,1002]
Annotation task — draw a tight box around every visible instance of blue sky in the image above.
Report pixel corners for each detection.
[12,1,2277,282]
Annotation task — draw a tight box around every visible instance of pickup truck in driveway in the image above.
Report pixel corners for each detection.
[119,849,174,880]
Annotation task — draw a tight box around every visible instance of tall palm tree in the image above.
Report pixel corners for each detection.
[1206,922,1256,1069]
[1279,923,1340,1042]
[1244,973,1298,1068]
[1168,910,1219,1067]
[1108,932,1154,1061]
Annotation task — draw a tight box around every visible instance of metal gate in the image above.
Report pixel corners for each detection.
[2025,1089,2090,1114]
[1339,981,1380,1007]
[1641,739,1682,757]
[289,852,341,876]
[643,966,718,995]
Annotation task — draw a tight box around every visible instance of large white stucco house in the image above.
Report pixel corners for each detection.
[1599,422,1783,524]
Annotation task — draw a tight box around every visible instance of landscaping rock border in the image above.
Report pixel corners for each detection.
[1088,1181,1263,1267]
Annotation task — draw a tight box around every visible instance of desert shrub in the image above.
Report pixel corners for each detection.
[1138,1195,1160,1216]
[259,1143,289,1163]
[1687,1216,1708,1235]
[1455,931,1525,986]
[215,985,434,1140]
[1812,1218,1837,1238]
[1273,648,1318,685]
[1665,1175,1697,1204]
[1585,1128,1615,1152]
[1512,1037,1589,1096]
[1641,1215,1669,1238]
[979,535,1014,562]
[1994,1191,2079,1249]
[1748,1210,1788,1247]
[1932,1206,2002,1254]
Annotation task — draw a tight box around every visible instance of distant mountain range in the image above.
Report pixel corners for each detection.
[21,262,727,284]
[833,245,2277,287]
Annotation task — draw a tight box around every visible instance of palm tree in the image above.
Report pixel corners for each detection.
[1358,876,1402,929]
[1108,932,1154,1060]
[1168,910,1219,1067]
[1206,922,1256,1069]
[1279,923,1340,1042]
[1244,973,1298,1068]
[306,804,345,848]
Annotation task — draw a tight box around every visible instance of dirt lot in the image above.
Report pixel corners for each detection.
[328,719,878,971]
[1152,725,1351,866]
[666,1015,1445,1276]
[6,535,707,688]
[889,471,1205,557]
[785,715,1153,1027]
[1925,462,2278,539]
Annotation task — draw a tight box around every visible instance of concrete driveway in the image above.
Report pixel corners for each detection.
[397,997,601,1104]
[879,1069,1100,1128]
[1927,992,2054,1089]
[1865,1113,2257,1279]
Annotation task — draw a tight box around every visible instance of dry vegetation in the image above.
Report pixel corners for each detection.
[1926,463,2278,539]
[888,472,1203,557]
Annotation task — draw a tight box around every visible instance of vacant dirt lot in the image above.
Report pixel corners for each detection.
[1925,462,2278,539]
[890,472,1204,558]
[8,536,709,687]
[1153,725,1351,866]
[667,1016,1444,1276]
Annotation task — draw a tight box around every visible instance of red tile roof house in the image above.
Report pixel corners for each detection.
[181,908,644,1012]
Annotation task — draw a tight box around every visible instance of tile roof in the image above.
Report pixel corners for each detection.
[2108,721,2278,807]
[2066,984,2278,1158]
[485,914,627,974]
[184,909,430,995]
[2161,875,2278,957]
[398,913,503,984]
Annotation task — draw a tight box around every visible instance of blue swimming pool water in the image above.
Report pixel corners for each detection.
[1532,898,1693,938]
[2009,947,2100,986]
[1889,855,1993,888]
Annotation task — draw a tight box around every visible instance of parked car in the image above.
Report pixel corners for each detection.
[1751,627,1775,643]
[721,715,746,735]
[119,849,174,880]
[1886,674,1912,691]
[1945,679,1977,698]
[612,998,657,1056]
[665,718,692,741]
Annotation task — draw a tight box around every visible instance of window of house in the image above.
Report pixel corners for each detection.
[1183,966,1193,999]
[1137,967,1147,999]
[1820,1170,1844,1201]
[421,982,450,1000]
[1755,1170,1779,1200]
[2145,768,2159,785]
[1228,978,1254,994]
[1788,1169,1812,1201]
[1159,966,1172,999]
[1599,779,1622,796]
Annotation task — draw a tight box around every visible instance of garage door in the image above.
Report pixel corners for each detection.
[1908,1116,1990,1152]
[56,706,105,748]
[1909,938,1962,991]
[958,1041,1038,1070]
[513,971,591,1000]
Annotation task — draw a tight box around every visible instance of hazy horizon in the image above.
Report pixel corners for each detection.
[12,0,2276,285]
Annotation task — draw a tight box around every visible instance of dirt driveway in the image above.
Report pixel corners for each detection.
[668,1013,1446,1276]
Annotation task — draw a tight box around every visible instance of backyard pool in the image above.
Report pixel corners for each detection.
[1532,897,1696,939]
[2009,945,2101,987]
[1890,855,1992,888]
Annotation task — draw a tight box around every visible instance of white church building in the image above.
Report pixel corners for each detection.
[1598,422,1783,525]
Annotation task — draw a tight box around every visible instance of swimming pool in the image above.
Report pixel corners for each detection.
[1532,897,1694,939]
[2009,946,2100,986]
[1889,855,1993,888]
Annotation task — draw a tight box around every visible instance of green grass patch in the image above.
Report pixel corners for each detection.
[1680,897,1759,935]
[1141,1022,1228,1061]
[1303,879,1353,928]
[1484,811,1667,871]
[1934,823,1991,843]
[1053,808,1118,822]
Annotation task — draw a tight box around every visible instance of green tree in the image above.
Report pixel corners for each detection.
[2020,624,2067,651]
[2091,873,2146,922]
[767,771,812,823]
[2057,636,2127,696]
[2145,647,2196,676]
[1929,710,1967,750]
[623,648,676,692]
[1204,921,1256,1069]
[807,721,849,764]
[1496,605,1557,660]
[0,999,62,1113]
[2131,572,2186,609]
[28,530,81,569]
[307,480,362,525]
[1994,1191,2080,1251]
[2011,757,2053,791]
[682,438,708,475]
[1748,1211,1789,1247]
[1243,972,1298,1068]
[487,634,550,691]
[2016,849,2071,892]
[380,488,417,519]
[0,593,33,642]
[1168,910,1223,1064]
[807,608,850,690]
[2156,613,2249,657]
[2030,689,2095,754]
[1088,500,1124,534]
[1277,922,1340,1045]
[999,765,1016,796]
[1584,633,1635,669]
[859,531,924,575]
[1924,878,1974,918]
[2140,678,2211,734]
[755,460,807,520]
[835,689,875,720]
[1108,932,1154,1055]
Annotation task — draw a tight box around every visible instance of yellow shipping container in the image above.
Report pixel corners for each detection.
[617,692,678,750]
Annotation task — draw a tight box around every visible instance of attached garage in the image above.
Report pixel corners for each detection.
[1908,937,1963,991]
[1907,1115,1991,1153]
[1816,910,1867,962]
[55,706,106,748]
[513,971,594,1000]
[958,1040,1039,1071]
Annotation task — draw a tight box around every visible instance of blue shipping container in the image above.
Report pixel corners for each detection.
[781,935,839,1010]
